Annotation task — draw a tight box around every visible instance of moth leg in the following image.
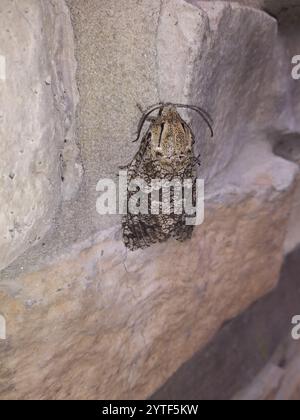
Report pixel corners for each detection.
[192,154,201,167]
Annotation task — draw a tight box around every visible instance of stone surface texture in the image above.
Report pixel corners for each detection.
[0,0,299,400]
[0,0,81,271]
[187,0,300,15]
[234,339,300,400]
[151,247,300,400]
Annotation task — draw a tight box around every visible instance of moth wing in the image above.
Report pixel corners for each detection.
[172,170,196,242]
[122,213,162,251]
[172,218,194,242]
[123,130,152,182]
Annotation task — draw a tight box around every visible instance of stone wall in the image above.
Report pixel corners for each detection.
[151,246,300,400]
[0,0,81,271]
[0,0,299,400]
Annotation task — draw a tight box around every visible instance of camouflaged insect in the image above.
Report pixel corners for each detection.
[122,103,213,251]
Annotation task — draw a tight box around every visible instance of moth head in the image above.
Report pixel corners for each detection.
[148,106,194,169]
[135,103,214,144]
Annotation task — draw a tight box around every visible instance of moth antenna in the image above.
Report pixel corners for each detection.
[173,104,214,138]
[133,103,168,143]
[173,103,213,123]
[134,103,213,142]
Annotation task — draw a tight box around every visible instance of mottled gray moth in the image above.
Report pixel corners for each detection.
[121,103,213,251]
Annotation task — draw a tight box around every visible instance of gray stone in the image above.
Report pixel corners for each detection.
[0,0,81,271]
[234,338,300,400]
[186,0,300,16]
[2,0,299,276]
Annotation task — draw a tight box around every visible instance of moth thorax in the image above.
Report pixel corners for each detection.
[161,106,179,121]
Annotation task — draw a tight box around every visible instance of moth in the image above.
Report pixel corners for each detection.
[121,103,213,251]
